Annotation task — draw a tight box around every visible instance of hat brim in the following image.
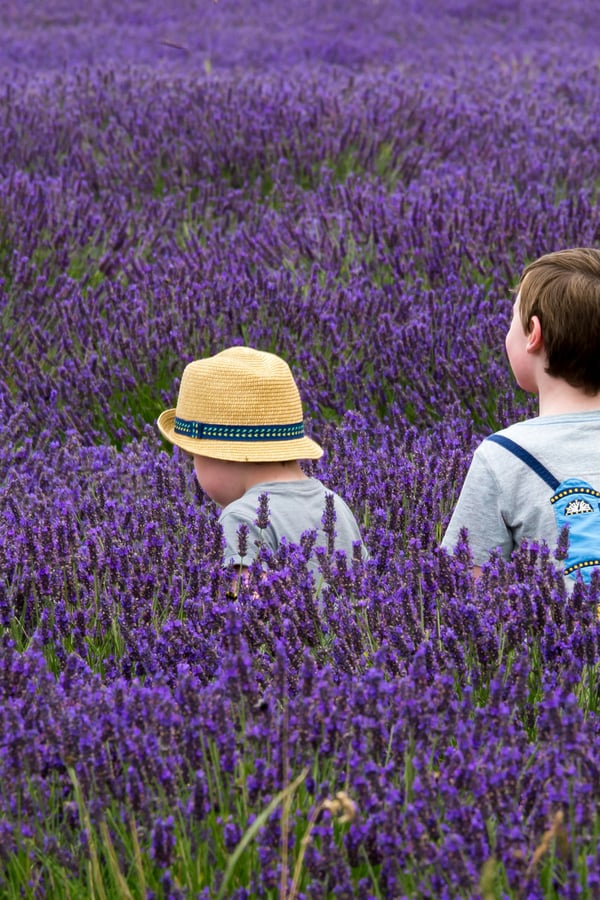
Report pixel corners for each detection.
[157,409,323,462]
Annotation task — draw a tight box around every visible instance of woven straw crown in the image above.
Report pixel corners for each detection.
[157,346,323,462]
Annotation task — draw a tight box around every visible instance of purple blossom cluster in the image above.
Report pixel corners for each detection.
[3,1,600,896]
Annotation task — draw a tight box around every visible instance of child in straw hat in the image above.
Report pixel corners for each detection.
[158,346,367,582]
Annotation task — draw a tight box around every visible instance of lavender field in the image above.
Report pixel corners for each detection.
[3,1,600,897]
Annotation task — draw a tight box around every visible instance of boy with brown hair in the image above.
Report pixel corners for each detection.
[442,247,600,580]
[158,346,367,578]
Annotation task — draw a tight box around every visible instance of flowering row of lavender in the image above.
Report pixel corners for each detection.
[3,1,600,896]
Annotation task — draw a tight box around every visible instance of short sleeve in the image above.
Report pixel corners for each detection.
[441,445,514,564]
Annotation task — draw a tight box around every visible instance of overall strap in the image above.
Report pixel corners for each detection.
[486,434,560,491]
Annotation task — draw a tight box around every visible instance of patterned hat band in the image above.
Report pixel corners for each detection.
[174,417,305,442]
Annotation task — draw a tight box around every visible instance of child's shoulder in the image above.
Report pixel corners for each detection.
[493,409,600,441]
[244,477,324,496]
[225,477,324,511]
[479,410,600,471]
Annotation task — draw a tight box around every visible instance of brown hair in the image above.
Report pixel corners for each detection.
[516,247,600,394]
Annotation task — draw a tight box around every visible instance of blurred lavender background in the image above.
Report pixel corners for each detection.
[2,1,600,896]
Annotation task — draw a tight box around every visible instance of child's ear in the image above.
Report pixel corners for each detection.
[526,315,544,352]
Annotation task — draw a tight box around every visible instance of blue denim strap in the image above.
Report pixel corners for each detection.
[486,434,560,491]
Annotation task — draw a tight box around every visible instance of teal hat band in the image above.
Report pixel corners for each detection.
[174,417,305,442]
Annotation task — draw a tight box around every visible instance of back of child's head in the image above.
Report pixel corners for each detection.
[517,247,600,394]
[157,346,323,462]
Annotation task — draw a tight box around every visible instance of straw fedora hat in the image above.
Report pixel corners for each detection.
[157,346,323,462]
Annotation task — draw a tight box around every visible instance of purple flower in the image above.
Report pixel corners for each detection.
[150,816,176,869]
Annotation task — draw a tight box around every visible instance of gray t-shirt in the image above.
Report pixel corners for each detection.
[442,410,600,565]
[219,477,367,574]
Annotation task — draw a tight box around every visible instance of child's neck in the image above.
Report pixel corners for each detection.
[537,377,600,416]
